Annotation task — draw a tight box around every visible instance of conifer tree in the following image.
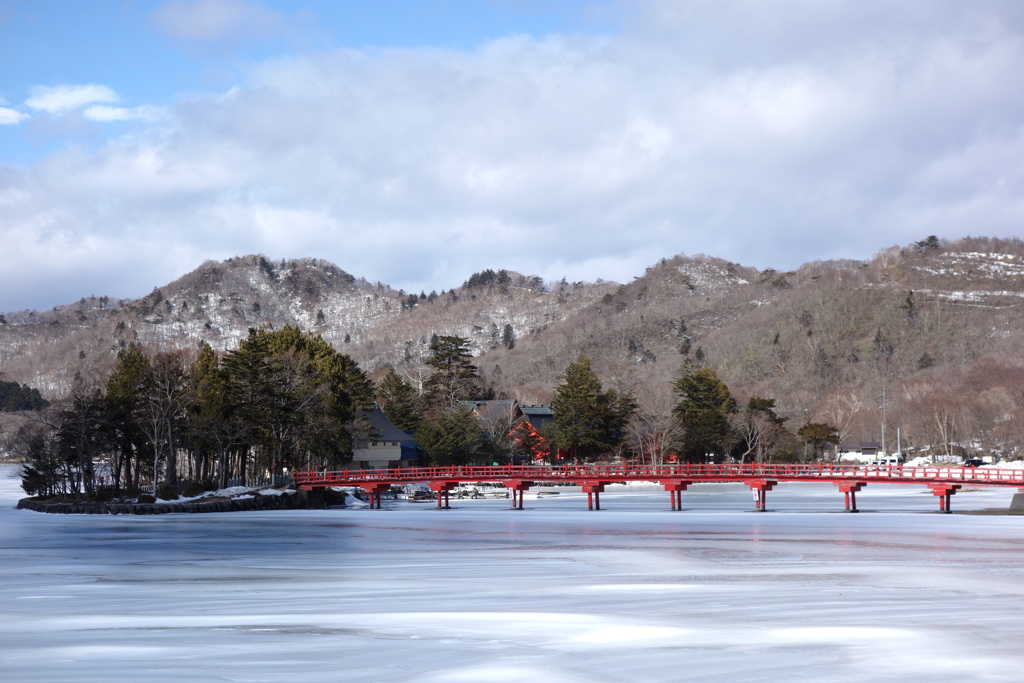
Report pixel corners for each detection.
[673,362,736,462]
[797,422,840,461]
[105,343,151,490]
[423,335,481,410]
[416,405,486,465]
[376,367,425,431]
[187,343,248,487]
[551,354,636,460]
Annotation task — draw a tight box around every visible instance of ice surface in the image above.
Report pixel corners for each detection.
[2,465,1023,682]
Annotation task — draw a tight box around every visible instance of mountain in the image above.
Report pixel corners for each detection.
[3,236,1024,455]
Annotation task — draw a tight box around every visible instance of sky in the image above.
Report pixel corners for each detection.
[2,1,1024,312]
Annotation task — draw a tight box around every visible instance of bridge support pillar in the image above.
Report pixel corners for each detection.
[582,482,607,510]
[835,482,867,512]
[928,484,961,513]
[661,481,692,511]
[429,481,458,509]
[503,480,534,510]
[747,479,776,512]
[363,483,391,510]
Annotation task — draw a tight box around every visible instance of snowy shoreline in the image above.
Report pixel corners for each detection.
[16,488,300,515]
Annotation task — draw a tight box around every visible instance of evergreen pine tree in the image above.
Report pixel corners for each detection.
[416,405,486,465]
[551,354,636,461]
[376,367,425,432]
[423,335,481,410]
[673,362,736,462]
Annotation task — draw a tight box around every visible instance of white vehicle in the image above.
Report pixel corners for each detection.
[870,455,905,466]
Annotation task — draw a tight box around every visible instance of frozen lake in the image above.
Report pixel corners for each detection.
[2,464,1023,682]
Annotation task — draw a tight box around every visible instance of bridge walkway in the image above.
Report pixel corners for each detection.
[294,463,1024,513]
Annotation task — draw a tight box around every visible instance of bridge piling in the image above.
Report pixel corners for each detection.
[928,484,961,513]
[428,481,457,509]
[747,479,776,512]
[661,481,691,511]
[503,480,534,510]
[364,483,391,510]
[835,482,867,512]
[582,482,607,510]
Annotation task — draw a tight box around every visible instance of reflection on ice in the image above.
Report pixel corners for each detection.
[2,466,1024,682]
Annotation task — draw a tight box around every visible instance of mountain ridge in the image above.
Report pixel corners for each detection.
[3,236,1024,456]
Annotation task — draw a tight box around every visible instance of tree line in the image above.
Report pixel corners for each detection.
[15,327,838,501]
[378,336,835,468]
[19,326,374,499]
[0,380,49,412]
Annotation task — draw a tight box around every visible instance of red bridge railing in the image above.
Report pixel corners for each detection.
[294,462,1024,488]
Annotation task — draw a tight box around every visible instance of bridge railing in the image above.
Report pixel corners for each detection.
[293,463,1024,488]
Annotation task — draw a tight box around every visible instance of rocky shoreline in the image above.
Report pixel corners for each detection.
[17,490,302,515]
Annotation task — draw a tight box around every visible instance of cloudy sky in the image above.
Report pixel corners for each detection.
[2,0,1024,312]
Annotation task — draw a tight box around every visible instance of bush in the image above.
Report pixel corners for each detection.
[156,483,178,500]
[89,487,118,503]
[180,480,207,498]
[137,494,155,504]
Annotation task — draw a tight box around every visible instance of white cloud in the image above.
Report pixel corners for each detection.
[152,0,283,44]
[25,84,118,115]
[4,1,1024,311]
[83,105,165,123]
[0,106,28,125]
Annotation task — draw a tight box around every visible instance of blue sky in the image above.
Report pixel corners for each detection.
[1,1,613,164]
[2,0,1024,311]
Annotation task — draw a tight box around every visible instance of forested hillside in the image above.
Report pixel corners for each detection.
[3,236,1024,458]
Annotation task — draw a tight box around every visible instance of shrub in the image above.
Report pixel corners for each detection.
[156,483,178,500]
[180,481,207,498]
[89,487,118,503]
[137,494,155,504]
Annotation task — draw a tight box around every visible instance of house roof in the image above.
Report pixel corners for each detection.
[828,442,882,451]
[520,404,554,429]
[459,400,520,422]
[365,407,415,442]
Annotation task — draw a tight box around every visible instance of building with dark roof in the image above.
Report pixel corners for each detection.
[350,407,419,469]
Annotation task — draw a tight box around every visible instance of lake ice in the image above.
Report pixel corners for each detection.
[1,465,1023,682]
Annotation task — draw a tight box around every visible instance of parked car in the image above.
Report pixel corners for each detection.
[963,458,985,468]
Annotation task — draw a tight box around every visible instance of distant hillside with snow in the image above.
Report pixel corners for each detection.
[3,236,1024,457]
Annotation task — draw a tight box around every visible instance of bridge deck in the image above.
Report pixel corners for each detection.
[295,463,1024,489]
[293,463,1024,513]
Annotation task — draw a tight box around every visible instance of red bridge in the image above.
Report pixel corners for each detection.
[295,462,1024,513]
